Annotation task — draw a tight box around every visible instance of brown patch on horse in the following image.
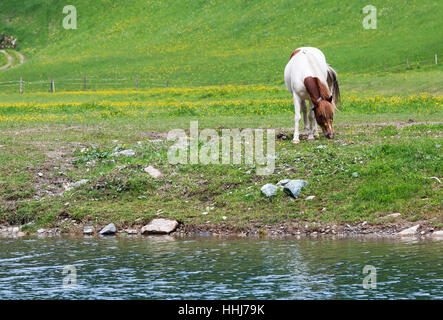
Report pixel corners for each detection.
[303,76,333,106]
[289,49,301,61]
[304,76,335,138]
[315,78,333,103]
[303,77,321,105]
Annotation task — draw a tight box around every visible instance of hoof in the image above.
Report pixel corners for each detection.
[292,139,300,144]
[307,135,315,141]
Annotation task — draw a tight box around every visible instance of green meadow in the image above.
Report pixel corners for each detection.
[0,0,441,233]
[0,0,442,88]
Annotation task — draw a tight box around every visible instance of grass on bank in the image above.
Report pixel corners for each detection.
[0,87,441,232]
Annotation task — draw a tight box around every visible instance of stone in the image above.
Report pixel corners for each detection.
[351,172,359,178]
[83,226,94,235]
[397,224,420,237]
[283,180,309,198]
[99,223,117,235]
[261,183,278,197]
[305,195,315,200]
[64,179,89,191]
[37,228,46,234]
[144,166,163,178]
[72,179,89,188]
[386,212,402,218]
[276,179,290,186]
[111,149,135,157]
[432,230,443,239]
[124,229,138,235]
[141,219,178,235]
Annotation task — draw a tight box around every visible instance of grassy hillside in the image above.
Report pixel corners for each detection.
[0,0,441,89]
[0,52,7,66]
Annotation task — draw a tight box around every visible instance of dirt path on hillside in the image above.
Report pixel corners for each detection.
[0,49,25,70]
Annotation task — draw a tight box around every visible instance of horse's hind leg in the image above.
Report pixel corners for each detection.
[292,93,302,144]
[301,100,309,136]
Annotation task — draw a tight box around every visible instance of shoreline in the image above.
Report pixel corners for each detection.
[2,221,443,240]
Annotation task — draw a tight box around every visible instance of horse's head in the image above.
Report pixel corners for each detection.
[313,98,335,139]
[304,76,336,139]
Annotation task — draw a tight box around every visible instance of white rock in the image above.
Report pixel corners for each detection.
[222,216,227,220]
[111,149,135,157]
[432,230,443,239]
[261,183,278,197]
[8,227,19,233]
[99,223,117,235]
[283,180,309,198]
[64,179,89,191]
[72,179,89,188]
[202,212,209,215]
[397,224,420,236]
[141,219,178,235]
[38,172,43,177]
[86,160,96,167]
[124,229,138,235]
[305,195,316,200]
[37,228,46,234]
[83,226,94,235]
[386,212,402,218]
[144,166,163,178]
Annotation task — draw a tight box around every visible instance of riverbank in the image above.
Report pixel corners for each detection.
[0,89,441,236]
[2,219,443,240]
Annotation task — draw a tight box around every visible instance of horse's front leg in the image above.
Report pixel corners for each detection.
[308,102,320,139]
[292,94,302,144]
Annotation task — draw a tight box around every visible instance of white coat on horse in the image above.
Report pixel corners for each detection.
[284,47,340,143]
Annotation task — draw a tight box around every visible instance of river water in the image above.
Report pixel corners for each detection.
[0,236,442,299]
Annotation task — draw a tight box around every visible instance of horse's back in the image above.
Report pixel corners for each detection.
[284,47,328,96]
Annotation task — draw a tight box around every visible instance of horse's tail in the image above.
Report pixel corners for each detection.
[327,65,340,108]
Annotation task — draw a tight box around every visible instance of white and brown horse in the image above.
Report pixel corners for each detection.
[284,47,340,143]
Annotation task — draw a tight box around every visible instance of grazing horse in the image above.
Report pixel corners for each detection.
[284,47,340,143]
